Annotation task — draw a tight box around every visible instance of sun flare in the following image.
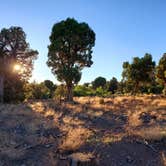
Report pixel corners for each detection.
[14,64,21,71]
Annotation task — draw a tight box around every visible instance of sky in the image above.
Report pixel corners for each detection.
[0,0,166,84]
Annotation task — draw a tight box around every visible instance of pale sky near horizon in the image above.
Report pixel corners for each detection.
[0,0,166,84]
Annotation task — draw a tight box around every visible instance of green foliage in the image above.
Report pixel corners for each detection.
[83,83,90,87]
[0,27,38,80]
[43,80,56,97]
[156,53,166,95]
[92,76,107,89]
[0,26,38,102]
[116,81,132,94]
[47,18,95,101]
[44,80,55,90]
[74,84,112,97]
[163,88,166,95]
[95,87,111,97]
[156,53,166,84]
[54,85,67,101]
[108,77,118,94]
[4,78,25,103]
[139,84,163,94]
[122,54,155,94]
[74,84,111,97]
[24,82,50,100]
[74,85,95,96]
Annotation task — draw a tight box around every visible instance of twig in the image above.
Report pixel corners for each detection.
[135,139,157,153]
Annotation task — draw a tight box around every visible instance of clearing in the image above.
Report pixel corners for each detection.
[0,95,165,166]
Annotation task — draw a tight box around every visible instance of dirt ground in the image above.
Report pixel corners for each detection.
[0,95,165,166]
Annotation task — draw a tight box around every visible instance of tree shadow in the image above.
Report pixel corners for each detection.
[77,135,165,166]
[0,103,71,166]
[0,96,165,165]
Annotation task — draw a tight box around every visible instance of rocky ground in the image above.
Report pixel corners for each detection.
[0,95,165,166]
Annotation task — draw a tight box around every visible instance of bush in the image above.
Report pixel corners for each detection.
[95,87,111,97]
[24,82,50,100]
[54,85,67,101]
[149,85,163,94]
[4,78,25,103]
[74,85,95,97]
[74,85,113,97]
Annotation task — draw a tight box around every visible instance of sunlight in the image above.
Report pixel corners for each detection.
[13,64,21,71]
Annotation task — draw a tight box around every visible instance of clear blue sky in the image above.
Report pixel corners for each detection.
[0,0,166,84]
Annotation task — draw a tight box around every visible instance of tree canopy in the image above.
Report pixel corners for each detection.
[122,54,155,94]
[156,53,166,94]
[0,27,38,80]
[0,26,38,102]
[92,76,107,89]
[47,18,95,101]
[108,77,118,94]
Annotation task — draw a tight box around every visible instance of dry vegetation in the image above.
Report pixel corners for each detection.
[0,95,165,165]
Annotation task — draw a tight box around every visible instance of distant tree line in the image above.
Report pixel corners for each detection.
[73,53,165,97]
[0,18,166,103]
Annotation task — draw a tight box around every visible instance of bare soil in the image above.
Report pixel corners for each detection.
[0,95,165,166]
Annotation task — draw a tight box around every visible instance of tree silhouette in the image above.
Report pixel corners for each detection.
[108,77,118,94]
[122,54,155,94]
[0,26,38,102]
[47,18,95,101]
[156,53,166,95]
[92,76,107,89]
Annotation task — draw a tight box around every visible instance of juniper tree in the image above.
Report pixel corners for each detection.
[47,18,95,101]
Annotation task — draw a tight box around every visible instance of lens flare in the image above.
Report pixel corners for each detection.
[14,64,21,71]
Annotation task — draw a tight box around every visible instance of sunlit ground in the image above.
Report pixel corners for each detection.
[0,95,165,165]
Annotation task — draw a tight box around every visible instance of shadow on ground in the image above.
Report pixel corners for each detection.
[0,96,165,165]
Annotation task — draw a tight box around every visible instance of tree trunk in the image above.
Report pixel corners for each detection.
[66,84,73,102]
[0,75,4,103]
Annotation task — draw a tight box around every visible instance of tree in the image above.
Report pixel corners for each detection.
[44,80,55,90]
[122,54,155,94]
[83,82,90,87]
[92,76,106,89]
[108,77,118,94]
[44,80,56,97]
[156,53,166,95]
[0,26,38,102]
[47,18,95,101]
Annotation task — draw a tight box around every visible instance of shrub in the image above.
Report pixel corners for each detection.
[74,85,95,97]
[24,82,50,100]
[95,87,111,97]
[4,78,25,103]
[54,85,67,102]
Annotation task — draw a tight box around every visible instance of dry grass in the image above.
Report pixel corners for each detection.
[0,95,165,165]
[59,127,92,152]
